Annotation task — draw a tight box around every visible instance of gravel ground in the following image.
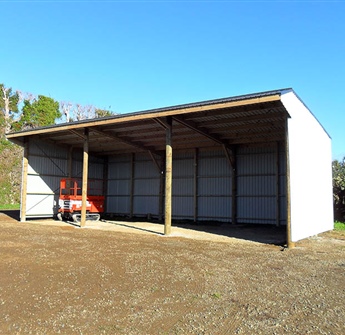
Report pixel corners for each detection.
[0,212,344,335]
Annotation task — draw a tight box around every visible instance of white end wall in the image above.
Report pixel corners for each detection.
[281,91,333,242]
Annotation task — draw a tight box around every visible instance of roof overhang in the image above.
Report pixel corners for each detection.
[6,89,291,156]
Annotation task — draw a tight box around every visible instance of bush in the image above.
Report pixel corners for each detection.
[333,158,345,222]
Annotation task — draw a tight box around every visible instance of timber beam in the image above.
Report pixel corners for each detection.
[172,115,236,154]
[91,127,161,156]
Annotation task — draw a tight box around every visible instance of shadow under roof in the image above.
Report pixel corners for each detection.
[6,88,291,156]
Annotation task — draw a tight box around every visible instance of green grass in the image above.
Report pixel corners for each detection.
[0,204,20,210]
[334,221,345,231]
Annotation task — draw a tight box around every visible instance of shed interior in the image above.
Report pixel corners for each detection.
[7,90,290,236]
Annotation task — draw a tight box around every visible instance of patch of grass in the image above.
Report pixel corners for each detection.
[0,203,20,210]
[211,292,222,299]
[334,221,345,231]
[0,141,22,206]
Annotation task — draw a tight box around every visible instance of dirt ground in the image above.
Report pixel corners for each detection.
[0,211,344,335]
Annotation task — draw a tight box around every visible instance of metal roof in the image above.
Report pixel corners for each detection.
[6,88,292,155]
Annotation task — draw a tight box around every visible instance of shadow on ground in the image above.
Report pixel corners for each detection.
[173,221,286,246]
[0,210,20,221]
[0,210,287,246]
[104,215,287,246]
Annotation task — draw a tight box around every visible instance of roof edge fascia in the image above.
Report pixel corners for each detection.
[6,89,286,140]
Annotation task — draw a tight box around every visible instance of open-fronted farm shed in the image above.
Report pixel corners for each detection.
[6,88,333,246]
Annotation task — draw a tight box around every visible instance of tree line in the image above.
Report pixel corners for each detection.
[0,83,113,137]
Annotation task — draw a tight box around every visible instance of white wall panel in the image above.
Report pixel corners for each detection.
[27,175,60,194]
[26,194,58,218]
[25,140,68,218]
[282,91,333,241]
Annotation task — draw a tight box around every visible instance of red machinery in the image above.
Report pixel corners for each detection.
[57,178,105,222]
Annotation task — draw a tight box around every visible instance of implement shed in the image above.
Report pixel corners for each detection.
[6,88,333,246]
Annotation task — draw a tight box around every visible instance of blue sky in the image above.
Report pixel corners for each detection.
[1,0,344,159]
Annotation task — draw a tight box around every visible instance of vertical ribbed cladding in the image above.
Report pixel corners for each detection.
[172,151,194,219]
[197,149,232,222]
[107,153,161,217]
[236,143,287,224]
[107,154,132,215]
[133,153,160,216]
[26,139,69,218]
[71,151,104,179]
[279,142,287,225]
[102,144,287,224]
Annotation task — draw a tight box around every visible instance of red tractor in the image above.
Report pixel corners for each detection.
[57,178,105,222]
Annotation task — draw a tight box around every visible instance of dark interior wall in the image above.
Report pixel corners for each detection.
[106,143,287,225]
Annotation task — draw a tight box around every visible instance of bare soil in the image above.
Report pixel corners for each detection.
[0,211,344,335]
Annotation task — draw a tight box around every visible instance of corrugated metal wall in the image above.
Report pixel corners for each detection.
[25,139,105,218]
[25,137,286,224]
[133,153,160,216]
[107,153,161,217]
[172,152,195,219]
[107,155,132,214]
[197,150,232,221]
[237,144,286,224]
[106,143,286,225]
[25,139,68,218]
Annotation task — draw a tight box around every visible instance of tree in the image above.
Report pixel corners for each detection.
[333,157,345,222]
[95,108,113,118]
[13,95,61,130]
[59,102,114,122]
[60,101,74,122]
[0,84,19,135]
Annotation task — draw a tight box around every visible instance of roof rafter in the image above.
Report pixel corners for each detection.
[91,127,161,156]
[172,115,229,147]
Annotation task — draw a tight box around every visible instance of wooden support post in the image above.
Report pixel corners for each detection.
[80,128,89,227]
[159,155,165,221]
[285,119,295,248]
[194,148,199,223]
[276,141,281,227]
[103,156,108,214]
[223,145,237,224]
[231,148,237,225]
[130,153,135,219]
[20,139,29,222]
[164,117,172,235]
